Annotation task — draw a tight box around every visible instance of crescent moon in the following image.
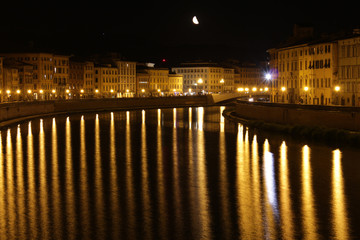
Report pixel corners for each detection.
[192,16,199,25]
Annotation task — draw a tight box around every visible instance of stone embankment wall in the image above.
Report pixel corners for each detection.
[236,100,360,131]
[0,96,211,127]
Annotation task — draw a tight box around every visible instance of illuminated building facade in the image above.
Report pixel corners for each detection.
[69,60,95,98]
[268,26,338,105]
[54,55,70,97]
[114,60,136,97]
[94,64,119,97]
[337,35,360,106]
[172,62,234,94]
[233,64,262,91]
[168,73,183,95]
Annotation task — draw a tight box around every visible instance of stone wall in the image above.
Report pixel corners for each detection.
[0,96,210,127]
[235,101,360,131]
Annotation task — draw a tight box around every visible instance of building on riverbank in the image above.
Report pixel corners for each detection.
[268,25,360,106]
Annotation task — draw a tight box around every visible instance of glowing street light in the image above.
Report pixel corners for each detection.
[335,86,341,92]
[197,78,203,84]
[16,89,21,94]
[252,87,257,92]
[6,90,11,94]
[52,89,56,94]
[304,86,309,92]
[141,89,145,93]
[265,73,272,81]
[66,89,70,94]
[39,89,44,94]
[80,89,84,93]
[264,87,269,92]
[220,79,224,84]
[27,89,32,94]
[95,89,99,93]
[281,87,286,92]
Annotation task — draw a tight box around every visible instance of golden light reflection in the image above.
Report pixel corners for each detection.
[251,135,263,239]
[158,109,161,126]
[157,109,168,239]
[236,124,254,238]
[65,117,77,240]
[220,106,225,133]
[219,110,231,239]
[332,149,350,240]
[172,116,183,235]
[196,108,211,239]
[142,109,146,125]
[173,108,177,128]
[39,119,50,239]
[52,118,63,239]
[141,109,152,239]
[0,131,5,236]
[6,129,16,240]
[110,112,121,239]
[95,114,105,239]
[27,122,38,239]
[16,125,26,239]
[125,111,136,239]
[189,107,192,130]
[79,115,90,239]
[302,145,319,240]
[197,107,204,131]
[263,139,278,239]
[279,141,294,240]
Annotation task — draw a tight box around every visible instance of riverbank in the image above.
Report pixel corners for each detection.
[0,96,213,128]
[223,107,360,147]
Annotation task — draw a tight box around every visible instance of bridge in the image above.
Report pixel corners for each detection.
[210,92,270,104]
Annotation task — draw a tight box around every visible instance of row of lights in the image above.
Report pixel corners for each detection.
[237,87,269,92]
[279,86,341,92]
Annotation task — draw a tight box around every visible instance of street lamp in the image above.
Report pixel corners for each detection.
[304,86,309,104]
[265,73,272,81]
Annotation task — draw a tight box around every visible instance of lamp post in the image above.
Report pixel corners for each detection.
[197,78,203,95]
[334,85,341,105]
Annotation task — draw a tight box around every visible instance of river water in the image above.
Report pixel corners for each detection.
[0,106,360,240]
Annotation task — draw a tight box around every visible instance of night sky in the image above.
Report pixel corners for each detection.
[1,1,359,63]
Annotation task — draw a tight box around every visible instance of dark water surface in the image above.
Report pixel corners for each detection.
[1,106,360,240]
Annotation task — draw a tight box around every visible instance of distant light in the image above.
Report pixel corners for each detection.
[198,78,203,84]
[157,89,161,92]
[304,86,309,91]
[52,89,56,93]
[249,98,254,102]
[245,88,249,92]
[27,89,32,94]
[281,87,286,92]
[110,89,114,93]
[6,90,11,94]
[252,87,257,92]
[265,73,272,81]
[141,89,145,93]
[39,89,44,94]
[162,59,166,62]
[264,87,269,92]
[80,89,84,93]
[16,89,21,94]
[220,79,224,83]
[126,89,129,93]
[66,89,70,93]
[335,86,341,92]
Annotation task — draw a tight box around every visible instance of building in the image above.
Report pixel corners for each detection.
[69,59,95,98]
[0,52,68,100]
[172,62,234,94]
[168,73,183,95]
[233,63,262,91]
[267,25,338,105]
[94,64,119,97]
[337,34,360,106]
[114,60,136,97]
[54,55,70,98]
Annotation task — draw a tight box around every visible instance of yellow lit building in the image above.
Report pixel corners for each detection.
[69,59,95,98]
[0,57,3,101]
[94,64,119,97]
[114,60,136,97]
[54,55,70,98]
[168,73,183,95]
[233,63,262,92]
[268,26,338,105]
[172,62,233,94]
[337,35,360,106]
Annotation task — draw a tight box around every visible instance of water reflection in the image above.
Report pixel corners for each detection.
[332,149,350,240]
[0,106,359,240]
[302,145,319,240]
[279,141,295,240]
